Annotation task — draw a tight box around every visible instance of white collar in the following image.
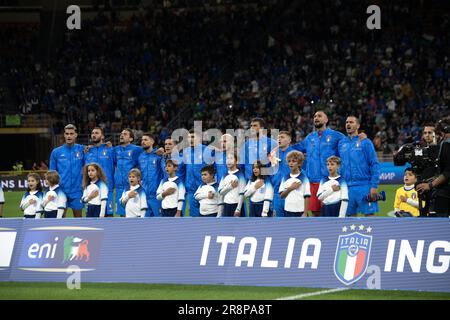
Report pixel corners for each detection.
[29,190,38,195]
[290,172,300,178]
[404,184,415,191]
[90,180,98,185]
[228,169,239,174]
[49,184,59,191]
[206,181,216,186]
[130,184,140,191]
[168,176,178,182]
[328,175,340,180]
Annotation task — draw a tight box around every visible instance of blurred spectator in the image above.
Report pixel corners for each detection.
[32,161,48,171]
[13,161,24,173]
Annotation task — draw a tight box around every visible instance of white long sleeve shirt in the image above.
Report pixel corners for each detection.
[120,185,148,218]
[244,179,274,215]
[156,176,186,210]
[218,169,246,212]
[42,184,67,218]
[194,181,219,215]
[279,171,311,213]
[317,175,349,217]
[20,190,44,217]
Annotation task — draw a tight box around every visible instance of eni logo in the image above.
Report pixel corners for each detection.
[63,236,90,263]
[19,227,103,272]
[27,237,59,259]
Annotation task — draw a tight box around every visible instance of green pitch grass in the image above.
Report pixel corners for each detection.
[0,282,449,300]
[1,185,400,218]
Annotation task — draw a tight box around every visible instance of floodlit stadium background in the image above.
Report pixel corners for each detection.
[0,0,449,299]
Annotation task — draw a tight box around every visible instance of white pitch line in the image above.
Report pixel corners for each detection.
[276,287,350,300]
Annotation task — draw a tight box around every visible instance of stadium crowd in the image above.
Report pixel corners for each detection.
[1,0,449,153]
[0,1,449,219]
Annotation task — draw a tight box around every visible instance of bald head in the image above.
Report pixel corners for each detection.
[314,111,328,130]
[220,133,234,151]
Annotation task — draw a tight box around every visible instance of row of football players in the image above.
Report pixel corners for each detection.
[20,150,349,218]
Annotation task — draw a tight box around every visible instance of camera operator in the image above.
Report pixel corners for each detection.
[416,117,450,217]
[393,124,440,216]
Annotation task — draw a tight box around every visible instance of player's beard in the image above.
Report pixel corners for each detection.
[143,146,151,151]
[314,122,325,129]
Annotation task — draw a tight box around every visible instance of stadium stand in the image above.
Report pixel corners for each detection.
[0,0,449,153]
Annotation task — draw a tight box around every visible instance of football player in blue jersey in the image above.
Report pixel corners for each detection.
[114,129,144,216]
[182,129,215,217]
[138,133,163,217]
[239,118,277,181]
[84,127,115,216]
[338,116,380,216]
[291,111,345,216]
[161,137,185,182]
[215,133,238,182]
[292,111,366,217]
[269,131,294,217]
[49,124,84,217]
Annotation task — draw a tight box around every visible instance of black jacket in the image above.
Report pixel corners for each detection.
[436,138,450,198]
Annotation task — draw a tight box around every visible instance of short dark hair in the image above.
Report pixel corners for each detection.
[436,116,450,135]
[123,128,135,141]
[201,165,216,175]
[347,115,360,124]
[165,159,178,168]
[251,117,265,128]
[92,127,104,135]
[189,128,202,137]
[142,132,155,141]
[405,167,417,176]
[314,110,328,117]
